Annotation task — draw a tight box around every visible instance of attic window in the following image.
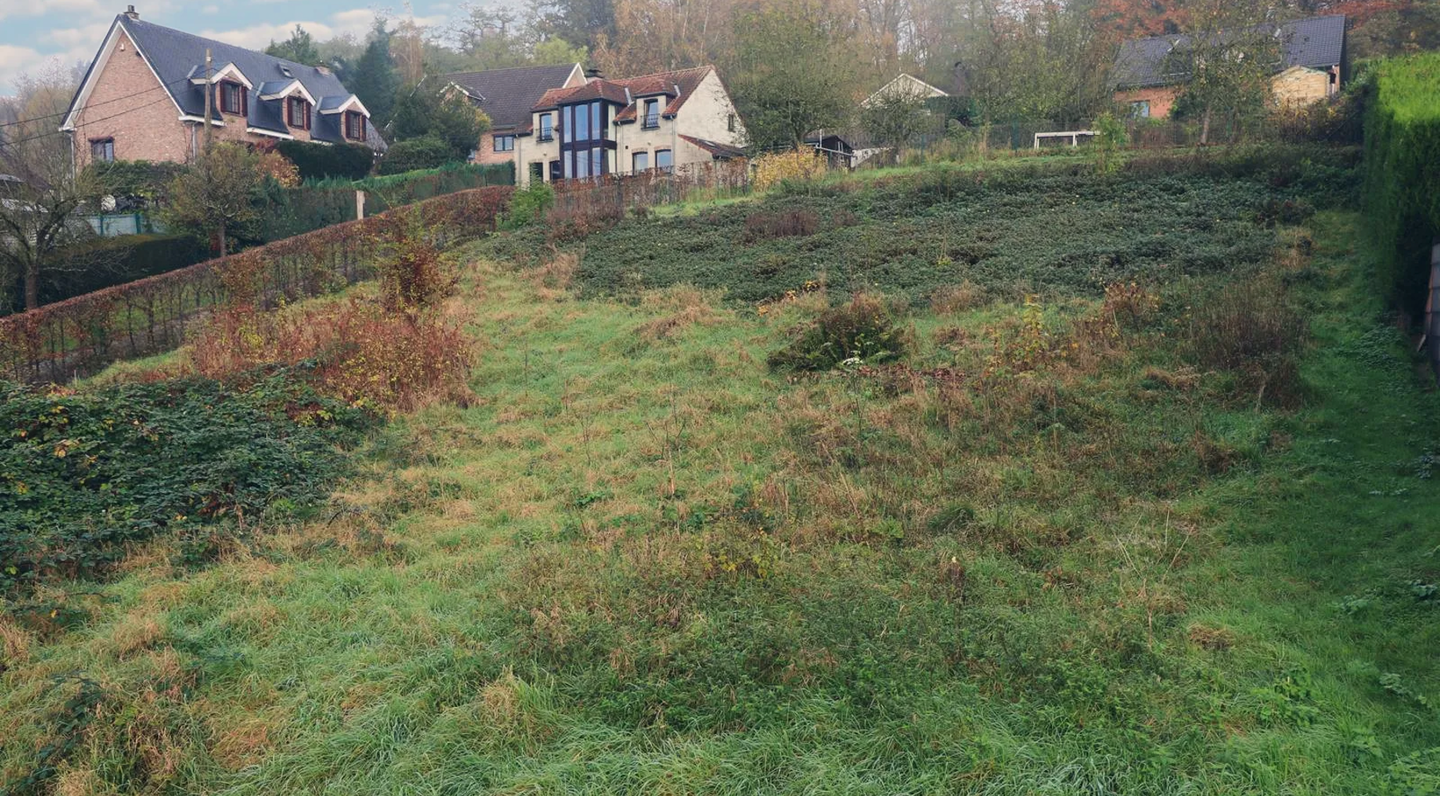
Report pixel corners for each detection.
[287,96,311,130]
[344,111,366,141]
[219,82,248,115]
[280,66,293,79]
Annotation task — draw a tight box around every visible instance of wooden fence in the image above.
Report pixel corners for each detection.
[549,160,751,217]
[0,186,512,384]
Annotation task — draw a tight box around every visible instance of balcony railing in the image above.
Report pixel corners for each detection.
[642,114,660,129]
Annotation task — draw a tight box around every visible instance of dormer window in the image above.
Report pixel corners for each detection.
[287,96,311,130]
[538,113,554,141]
[642,98,660,129]
[219,82,247,116]
[344,111,366,141]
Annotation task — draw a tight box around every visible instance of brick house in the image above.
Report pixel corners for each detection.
[512,65,746,187]
[441,64,586,168]
[1112,14,1347,119]
[62,6,386,168]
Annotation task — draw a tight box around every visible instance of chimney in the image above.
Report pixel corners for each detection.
[585,67,603,82]
[123,4,139,19]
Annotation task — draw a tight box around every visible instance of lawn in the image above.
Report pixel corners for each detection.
[2,153,1438,795]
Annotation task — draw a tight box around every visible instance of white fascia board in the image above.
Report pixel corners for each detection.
[246,127,294,140]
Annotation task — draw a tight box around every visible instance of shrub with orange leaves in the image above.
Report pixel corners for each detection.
[190,301,474,412]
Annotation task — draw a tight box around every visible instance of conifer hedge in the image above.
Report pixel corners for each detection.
[1364,53,1440,307]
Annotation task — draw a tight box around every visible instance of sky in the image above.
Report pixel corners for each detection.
[0,0,462,94]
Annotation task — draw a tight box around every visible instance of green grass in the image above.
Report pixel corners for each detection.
[2,164,1438,794]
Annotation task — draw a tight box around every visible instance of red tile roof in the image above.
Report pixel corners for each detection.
[530,66,714,124]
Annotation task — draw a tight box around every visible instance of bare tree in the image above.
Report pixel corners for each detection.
[0,65,101,312]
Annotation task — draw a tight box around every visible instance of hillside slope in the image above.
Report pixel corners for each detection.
[2,159,1438,795]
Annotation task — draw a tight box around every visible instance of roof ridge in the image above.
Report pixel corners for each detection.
[124,15,329,74]
[444,63,579,78]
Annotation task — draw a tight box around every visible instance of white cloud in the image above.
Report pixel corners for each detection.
[41,22,112,50]
[0,44,45,89]
[0,0,104,22]
[202,8,447,50]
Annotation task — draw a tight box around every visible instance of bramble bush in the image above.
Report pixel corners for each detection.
[0,371,372,593]
[767,293,910,371]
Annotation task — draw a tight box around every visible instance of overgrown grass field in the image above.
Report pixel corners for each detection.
[3,153,1438,795]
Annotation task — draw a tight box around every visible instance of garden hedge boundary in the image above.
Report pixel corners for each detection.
[259,161,515,243]
[1363,53,1440,308]
[0,186,513,384]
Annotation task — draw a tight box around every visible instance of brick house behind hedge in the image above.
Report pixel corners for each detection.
[62,6,386,169]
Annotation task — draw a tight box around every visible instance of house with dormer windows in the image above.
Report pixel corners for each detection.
[62,5,385,168]
[511,65,746,186]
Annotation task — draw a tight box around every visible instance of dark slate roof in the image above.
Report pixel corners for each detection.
[66,14,385,150]
[1113,14,1346,90]
[442,64,580,132]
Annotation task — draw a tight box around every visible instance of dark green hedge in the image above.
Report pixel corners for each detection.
[1364,54,1440,309]
[377,137,455,176]
[276,139,375,181]
[17,234,209,309]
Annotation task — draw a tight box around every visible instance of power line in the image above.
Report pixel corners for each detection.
[0,92,183,151]
[0,76,193,132]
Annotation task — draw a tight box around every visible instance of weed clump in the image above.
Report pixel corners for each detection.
[743,209,819,242]
[767,294,910,372]
[191,300,475,413]
[1184,279,1307,407]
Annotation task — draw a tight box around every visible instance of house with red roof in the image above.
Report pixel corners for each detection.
[512,65,747,186]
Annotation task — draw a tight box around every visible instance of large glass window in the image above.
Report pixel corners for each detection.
[632,151,649,172]
[590,101,601,137]
[574,150,590,179]
[655,148,673,172]
[574,104,590,140]
[563,107,573,143]
[591,148,603,177]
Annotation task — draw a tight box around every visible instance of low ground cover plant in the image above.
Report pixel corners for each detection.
[485,147,1359,306]
[0,371,371,594]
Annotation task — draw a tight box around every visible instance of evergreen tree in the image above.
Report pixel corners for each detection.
[265,25,322,66]
[349,21,401,127]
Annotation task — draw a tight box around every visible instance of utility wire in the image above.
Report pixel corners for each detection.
[0,75,193,131]
[0,92,184,151]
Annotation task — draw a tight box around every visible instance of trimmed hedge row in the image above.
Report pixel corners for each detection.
[1364,53,1440,308]
[30,234,209,307]
[0,186,513,384]
[259,162,515,243]
[275,140,376,182]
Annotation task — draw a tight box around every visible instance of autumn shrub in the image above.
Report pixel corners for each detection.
[190,300,474,412]
[752,149,827,191]
[546,202,624,243]
[767,293,910,372]
[1185,278,1307,407]
[368,209,452,314]
[743,209,820,242]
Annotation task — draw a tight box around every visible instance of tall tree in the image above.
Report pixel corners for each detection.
[266,25,323,66]
[731,0,865,150]
[349,21,401,127]
[1166,0,1277,144]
